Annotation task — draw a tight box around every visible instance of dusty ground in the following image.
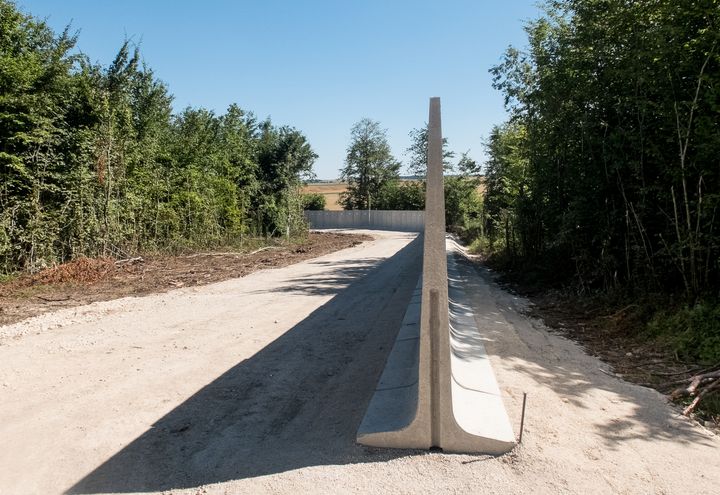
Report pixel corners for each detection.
[0,232,370,327]
[457,252,719,494]
[488,272,720,428]
[1,231,718,494]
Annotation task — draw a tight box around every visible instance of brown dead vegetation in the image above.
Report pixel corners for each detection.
[517,290,720,428]
[0,232,371,326]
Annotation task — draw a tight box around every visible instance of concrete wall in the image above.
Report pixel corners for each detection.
[356,97,515,454]
[304,210,425,232]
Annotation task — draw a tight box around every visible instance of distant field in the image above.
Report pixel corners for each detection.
[302,178,485,211]
[302,182,346,210]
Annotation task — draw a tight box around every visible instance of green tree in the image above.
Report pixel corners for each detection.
[0,0,320,273]
[301,193,326,210]
[485,0,720,295]
[0,1,80,271]
[340,118,400,210]
[375,180,425,210]
[404,124,455,177]
[254,121,318,235]
[483,123,536,259]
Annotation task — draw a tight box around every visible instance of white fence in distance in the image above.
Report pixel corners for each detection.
[304,210,425,232]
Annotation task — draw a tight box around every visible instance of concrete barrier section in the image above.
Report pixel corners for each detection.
[304,210,425,232]
[356,97,515,454]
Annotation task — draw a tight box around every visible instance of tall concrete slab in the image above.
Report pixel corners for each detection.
[357,97,515,454]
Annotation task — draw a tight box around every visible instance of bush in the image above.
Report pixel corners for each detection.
[301,193,326,210]
[646,302,720,364]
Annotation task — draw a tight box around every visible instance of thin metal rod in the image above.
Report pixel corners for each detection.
[518,392,528,443]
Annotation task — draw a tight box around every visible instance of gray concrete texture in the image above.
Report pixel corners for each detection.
[357,97,516,453]
[304,210,425,232]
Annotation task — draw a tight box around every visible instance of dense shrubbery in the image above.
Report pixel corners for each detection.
[481,0,719,364]
[301,193,326,210]
[0,1,316,273]
[484,0,719,299]
[647,303,720,364]
[372,178,483,233]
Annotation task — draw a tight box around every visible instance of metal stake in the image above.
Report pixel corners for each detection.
[518,392,528,443]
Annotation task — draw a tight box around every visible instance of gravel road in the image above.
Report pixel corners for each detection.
[1,230,718,495]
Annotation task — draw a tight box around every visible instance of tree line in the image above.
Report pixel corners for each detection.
[484,0,719,302]
[338,118,484,230]
[0,1,316,274]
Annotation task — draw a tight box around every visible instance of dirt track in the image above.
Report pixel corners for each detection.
[1,231,718,494]
[0,232,369,327]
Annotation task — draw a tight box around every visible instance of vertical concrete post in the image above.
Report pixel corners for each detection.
[422,97,449,447]
[357,98,515,453]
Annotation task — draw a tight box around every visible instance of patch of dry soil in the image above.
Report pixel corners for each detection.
[0,232,370,327]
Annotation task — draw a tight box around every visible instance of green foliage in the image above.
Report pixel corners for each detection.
[254,122,317,235]
[444,175,482,230]
[375,181,425,210]
[301,193,325,210]
[373,122,483,233]
[482,0,720,297]
[467,236,491,256]
[367,137,482,237]
[0,1,316,272]
[404,125,455,177]
[646,303,720,364]
[339,118,400,210]
[373,175,482,235]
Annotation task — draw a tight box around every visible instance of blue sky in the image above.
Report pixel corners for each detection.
[18,0,540,179]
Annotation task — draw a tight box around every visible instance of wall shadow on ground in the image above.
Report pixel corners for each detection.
[68,237,423,494]
[249,257,387,297]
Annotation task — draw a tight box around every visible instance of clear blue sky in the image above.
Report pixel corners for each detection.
[18,0,540,180]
